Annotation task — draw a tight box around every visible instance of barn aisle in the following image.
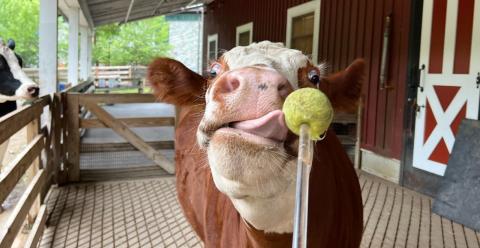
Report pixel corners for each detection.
[37,172,480,248]
[38,177,202,248]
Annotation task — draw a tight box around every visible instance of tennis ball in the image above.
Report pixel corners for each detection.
[282,88,334,140]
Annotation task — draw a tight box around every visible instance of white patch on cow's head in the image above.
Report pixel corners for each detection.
[222,41,309,89]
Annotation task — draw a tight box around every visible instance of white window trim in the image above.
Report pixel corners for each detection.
[236,22,253,46]
[286,0,321,64]
[207,33,218,60]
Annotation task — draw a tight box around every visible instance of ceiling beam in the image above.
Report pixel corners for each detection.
[124,0,136,23]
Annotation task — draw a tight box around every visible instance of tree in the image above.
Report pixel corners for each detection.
[93,16,171,66]
[0,0,40,66]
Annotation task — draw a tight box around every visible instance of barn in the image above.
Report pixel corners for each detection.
[2,0,480,247]
[200,0,480,196]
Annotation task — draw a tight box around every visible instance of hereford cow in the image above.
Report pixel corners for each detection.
[148,41,364,247]
[0,39,39,169]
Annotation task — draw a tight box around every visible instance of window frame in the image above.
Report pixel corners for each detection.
[207,33,219,61]
[236,22,253,46]
[286,0,321,64]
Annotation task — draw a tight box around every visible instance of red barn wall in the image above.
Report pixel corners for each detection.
[203,0,412,159]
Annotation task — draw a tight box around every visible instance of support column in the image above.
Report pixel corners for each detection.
[39,0,58,94]
[68,7,79,86]
[87,29,93,80]
[79,26,88,81]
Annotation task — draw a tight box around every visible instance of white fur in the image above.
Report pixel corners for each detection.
[222,41,309,89]
[0,41,38,101]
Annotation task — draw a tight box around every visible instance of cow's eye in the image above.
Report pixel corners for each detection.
[308,69,320,86]
[209,63,222,78]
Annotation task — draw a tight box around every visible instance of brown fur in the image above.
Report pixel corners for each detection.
[147,57,365,248]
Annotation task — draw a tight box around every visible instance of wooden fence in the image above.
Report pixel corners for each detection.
[24,66,147,87]
[0,95,61,248]
[63,91,175,182]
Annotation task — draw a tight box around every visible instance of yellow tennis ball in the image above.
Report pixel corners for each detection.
[283,88,334,140]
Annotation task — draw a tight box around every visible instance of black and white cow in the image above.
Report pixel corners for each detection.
[0,38,39,169]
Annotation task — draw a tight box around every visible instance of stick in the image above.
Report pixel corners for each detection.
[292,124,314,248]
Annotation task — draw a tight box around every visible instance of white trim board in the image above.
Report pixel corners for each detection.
[207,33,218,61]
[360,149,401,184]
[236,22,253,46]
[286,0,321,64]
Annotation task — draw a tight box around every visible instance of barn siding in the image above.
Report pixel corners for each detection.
[203,0,412,159]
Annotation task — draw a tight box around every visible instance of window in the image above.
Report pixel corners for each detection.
[207,34,218,61]
[286,1,321,64]
[236,22,253,46]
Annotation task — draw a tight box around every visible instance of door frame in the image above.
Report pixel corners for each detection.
[401,0,444,197]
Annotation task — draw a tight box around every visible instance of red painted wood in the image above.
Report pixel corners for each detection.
[429,138,450,164]
[203,0,412,159]
[362,0,377,147]
[451,103,467,135]
[428,0,447,74]
[434,85,461,111]
[424,100,437,144]
[453,0,475,74]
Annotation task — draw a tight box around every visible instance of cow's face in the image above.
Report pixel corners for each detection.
[148,41,364,233]
[0,39,39,103]
[197,42,312,202]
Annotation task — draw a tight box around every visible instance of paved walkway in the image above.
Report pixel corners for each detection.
[38,173,480,248]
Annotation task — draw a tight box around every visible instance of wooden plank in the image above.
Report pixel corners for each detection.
[0,134,44,205]
[66,80,94,93]
[431,212,444,248]
[369,184,395,247]
[442,217,456,248]
[78,93,155,104]
[26,118,41,225]
[24,204,47,248]
[83,101,175,174]
[80,117,175,128]
[463,226,480,248]
[406,194,422,247]
[361,181,388,247]
[452,221,468,248]
[65,94,81,182]
[80,141,174,153]
[418,197,431,247]
[361,178,374,206]
[0,96,49,145]
[394,191,413,247]
[382,188,403,248]
[0,169,46,248]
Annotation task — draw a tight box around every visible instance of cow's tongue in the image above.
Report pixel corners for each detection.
[231,110,288,142]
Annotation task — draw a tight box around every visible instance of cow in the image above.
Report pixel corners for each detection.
[0,38,39,171]
[147,41,364,247]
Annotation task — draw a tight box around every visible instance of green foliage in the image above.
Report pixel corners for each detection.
[93,16,170,66]
[0,0,40,66]
[0,0,170,67]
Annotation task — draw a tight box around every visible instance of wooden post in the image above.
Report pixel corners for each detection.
[25,118,41,225]
[65,94,80,182]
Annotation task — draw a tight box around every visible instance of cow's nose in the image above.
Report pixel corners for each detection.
[28,86,39,97]
[215,67,291,97]
[216,75,240,94]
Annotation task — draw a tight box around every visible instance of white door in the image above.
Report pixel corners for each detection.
[413,0,480,176]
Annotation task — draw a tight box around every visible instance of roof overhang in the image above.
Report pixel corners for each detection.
[77,0,212,27]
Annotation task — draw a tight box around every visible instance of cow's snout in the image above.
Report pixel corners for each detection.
[213,66,292,104]
[28,86,39,97]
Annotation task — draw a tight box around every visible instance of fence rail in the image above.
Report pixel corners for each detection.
[24,66,147,87]
[0,94,60,248]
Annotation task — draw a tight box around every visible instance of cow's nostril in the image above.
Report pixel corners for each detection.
[28,86,39,97]
[219,78,240,93]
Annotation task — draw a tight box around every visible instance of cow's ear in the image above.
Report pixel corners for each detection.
[319,59,365,113]
[7,39,15,50]
[147,57,207,106]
